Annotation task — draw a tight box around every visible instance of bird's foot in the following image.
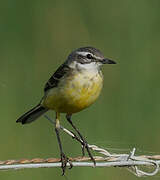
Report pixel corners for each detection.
[60,152,73,175]
[80,140,96,166]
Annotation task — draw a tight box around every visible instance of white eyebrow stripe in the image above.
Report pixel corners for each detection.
[76,51,90,56]
[76,51,101,60]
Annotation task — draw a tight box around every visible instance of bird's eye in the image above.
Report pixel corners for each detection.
[87,54,93,59]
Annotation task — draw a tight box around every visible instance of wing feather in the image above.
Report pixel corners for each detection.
[44,63,70,92]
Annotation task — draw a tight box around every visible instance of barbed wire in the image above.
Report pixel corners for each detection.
[1,115,159,177]
[0,147,160,177]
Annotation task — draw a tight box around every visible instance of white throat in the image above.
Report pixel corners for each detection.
[69,61,100,72]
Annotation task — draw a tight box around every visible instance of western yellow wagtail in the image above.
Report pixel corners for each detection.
[16,47,116,174]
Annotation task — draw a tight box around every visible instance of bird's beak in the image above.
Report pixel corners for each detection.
[102,58,116,64]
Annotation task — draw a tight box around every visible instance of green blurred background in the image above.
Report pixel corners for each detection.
[1,0,160,179]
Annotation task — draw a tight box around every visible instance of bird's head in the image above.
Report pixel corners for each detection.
[67,47,116,71]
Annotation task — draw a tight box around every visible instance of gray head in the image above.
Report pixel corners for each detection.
[66,47,116,70]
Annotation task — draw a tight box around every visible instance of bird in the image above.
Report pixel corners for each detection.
[16,46,116,174]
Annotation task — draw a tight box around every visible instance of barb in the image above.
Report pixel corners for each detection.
[1,115,159,177]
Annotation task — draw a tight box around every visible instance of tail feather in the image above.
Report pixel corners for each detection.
[16,104,48,124]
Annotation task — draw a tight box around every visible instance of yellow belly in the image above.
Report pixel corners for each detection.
[42,71,103,114]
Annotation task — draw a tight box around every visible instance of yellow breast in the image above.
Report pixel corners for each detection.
[42,70,103,114]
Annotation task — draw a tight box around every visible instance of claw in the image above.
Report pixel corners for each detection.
[68,160,73,169]
[61,153,67,175]
[60,153,72,175]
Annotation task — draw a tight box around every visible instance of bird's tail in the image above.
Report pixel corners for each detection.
[16,104,48,124]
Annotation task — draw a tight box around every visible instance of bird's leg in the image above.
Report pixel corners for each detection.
[66,114,96,165]
[55,112,72,175]
[68,129,85,156]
